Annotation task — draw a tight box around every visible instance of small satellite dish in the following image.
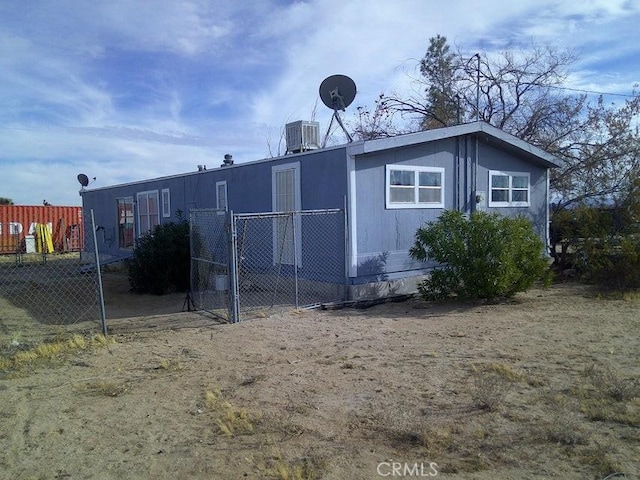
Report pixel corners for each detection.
[77,173,89,187]
[319,74,357,112]
[319,74,356,146]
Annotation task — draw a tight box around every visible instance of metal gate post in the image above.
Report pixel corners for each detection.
[90,209,107,335]
[343,197,349,301]
[227,210,240,323]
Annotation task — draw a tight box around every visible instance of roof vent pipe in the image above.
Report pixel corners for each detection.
[221,154,233,167]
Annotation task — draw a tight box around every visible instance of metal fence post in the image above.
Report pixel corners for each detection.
[292,212,299,309]
[343,196,349,301]
[228,211,240,323]
[90,209,107,335]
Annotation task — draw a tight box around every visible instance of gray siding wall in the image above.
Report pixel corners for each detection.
[476,143,548,240]
[81,132,549,288]
[352,137,550,283]
[82,148,348,259]
[354,138,457,281]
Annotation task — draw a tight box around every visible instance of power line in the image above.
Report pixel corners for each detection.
[545,84,636,98]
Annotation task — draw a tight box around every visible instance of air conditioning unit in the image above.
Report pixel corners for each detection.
[285,121,320,154]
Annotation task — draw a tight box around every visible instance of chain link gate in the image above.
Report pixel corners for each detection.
[232,209,346,320]
[189,209,233,321]
[189,208,346,322]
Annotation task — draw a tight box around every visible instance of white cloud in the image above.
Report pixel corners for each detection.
[0,0,639,205]
[93,0,233,56]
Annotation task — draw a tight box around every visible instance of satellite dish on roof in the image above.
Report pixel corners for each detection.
[319,74,356,146]
[77,173,89,187]
[319,74,357,111]
[77,173,96,192]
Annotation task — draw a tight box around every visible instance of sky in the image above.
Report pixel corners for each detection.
[1,0,639,206]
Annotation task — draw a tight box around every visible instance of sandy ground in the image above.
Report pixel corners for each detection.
[0,282,638,480]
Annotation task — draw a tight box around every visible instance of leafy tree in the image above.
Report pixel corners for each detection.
[409,211,549,301]
[0,197,14,205]
[419,34,461,128]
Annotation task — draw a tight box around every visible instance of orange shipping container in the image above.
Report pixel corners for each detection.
[0,205,84,254]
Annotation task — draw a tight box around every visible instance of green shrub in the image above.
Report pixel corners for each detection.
[128,216,190,295]
[549,205,627,270]
[409,211,549,301]
[553,181,640,290]
[575,235,640,290]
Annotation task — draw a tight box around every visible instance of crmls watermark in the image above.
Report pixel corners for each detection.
[377,461,438,477]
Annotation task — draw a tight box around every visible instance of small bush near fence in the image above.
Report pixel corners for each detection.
[550,183,640,290]
[128,217,190,295]
[410,211,549,301]
[575,235,640,290]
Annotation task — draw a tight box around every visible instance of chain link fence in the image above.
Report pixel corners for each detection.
[0,210,105,359]
[189,208,346,322]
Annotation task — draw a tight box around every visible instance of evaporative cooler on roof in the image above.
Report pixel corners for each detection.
[285,121,320,154]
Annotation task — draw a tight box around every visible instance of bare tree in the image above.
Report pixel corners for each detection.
[268,99,321,157]
[348,94,403,141]
[548,93,640,211]
[380,35,640,211]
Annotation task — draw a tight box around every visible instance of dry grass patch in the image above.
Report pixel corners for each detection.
[474,361,543,385]
[470,372,511,411]
[150,357,184,372]
[378,406,508,474]
[595,290,640,301]
[76,381,131,397]
[579,398,640,426]
[421,425,457,456]
[157,358,171,370]
[204,388,256,436]
[622,290,640,301]
[571,364,640,425]
[579,443,624,478]
[0,333,115,372]
[484,362,527,382]
[216,403,254,436]
[265,448,326,480]
[543,411,588,446]
[583,364,638,402]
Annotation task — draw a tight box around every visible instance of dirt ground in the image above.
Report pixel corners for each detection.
[0,282,638,480]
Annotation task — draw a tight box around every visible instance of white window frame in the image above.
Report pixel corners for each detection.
[216,181,228,211]
[136,190,160,237]
[161,188,171,218]
[385,165,445,209]
[488,170,530,207]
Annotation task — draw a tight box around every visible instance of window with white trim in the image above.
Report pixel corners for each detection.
[161,188,171,217]
[216,181,228,211]
[137,190,160,236]
[488,171,530,207]
[385,165,444,209]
